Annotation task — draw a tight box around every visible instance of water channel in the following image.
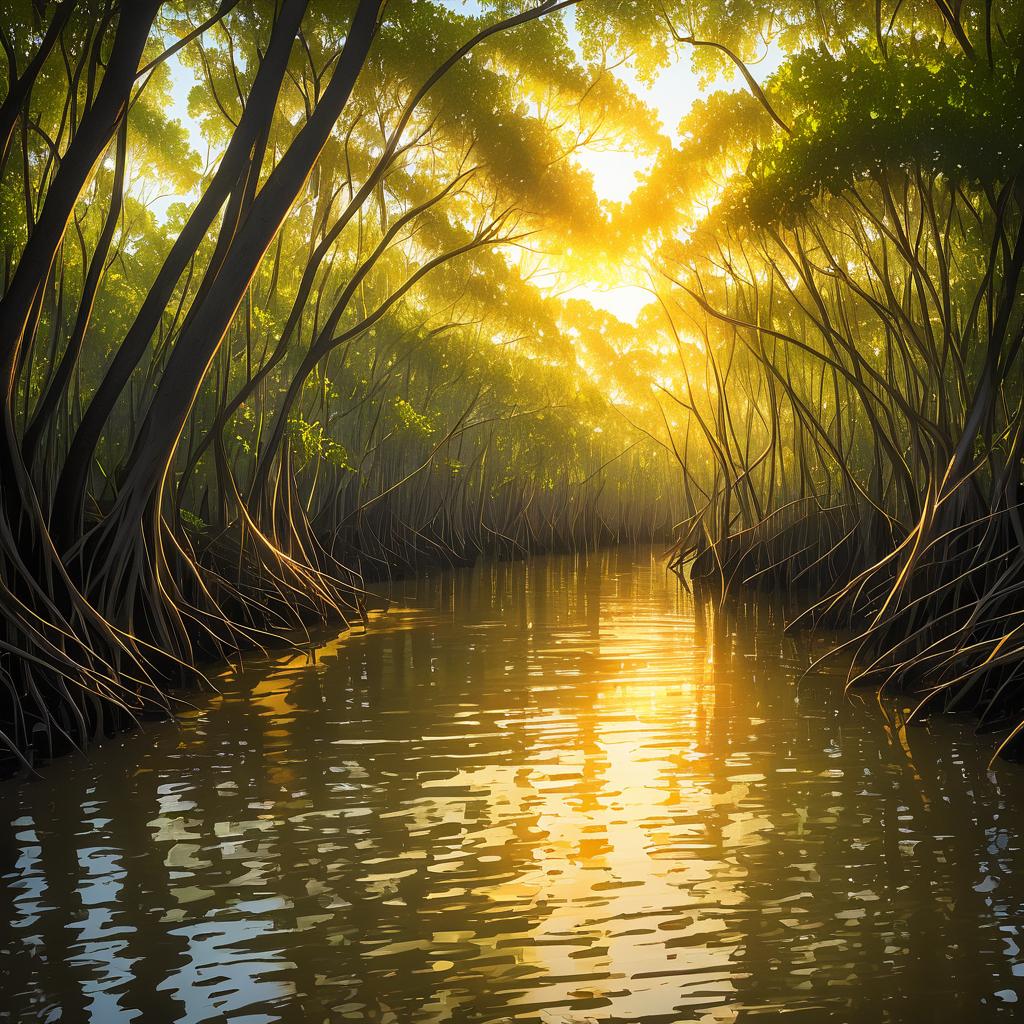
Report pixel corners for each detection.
[2,547,1023,1022]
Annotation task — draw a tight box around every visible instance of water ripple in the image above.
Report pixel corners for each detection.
[1,547,1023,1022]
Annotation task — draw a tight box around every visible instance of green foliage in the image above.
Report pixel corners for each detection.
[739,45,1024,225]
[287,417,356,471]
[391,396,437,439]
[180,508,207,532]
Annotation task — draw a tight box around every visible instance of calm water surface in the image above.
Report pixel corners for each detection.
[2,547,1024,1022]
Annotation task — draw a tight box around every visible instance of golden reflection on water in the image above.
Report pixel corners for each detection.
[2,547,1024,1022]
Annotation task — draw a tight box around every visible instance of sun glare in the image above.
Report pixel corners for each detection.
[574,147,653,204]
[563,282,652,325]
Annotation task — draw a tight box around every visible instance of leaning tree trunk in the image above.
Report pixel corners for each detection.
[50,0,310,549]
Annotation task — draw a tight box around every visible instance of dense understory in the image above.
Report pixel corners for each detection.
[661,42,1024,755]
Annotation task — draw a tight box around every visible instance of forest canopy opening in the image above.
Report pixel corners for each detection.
[0,0,1022,768]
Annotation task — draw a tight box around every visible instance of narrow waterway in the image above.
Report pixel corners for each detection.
[2,547,1023,1022]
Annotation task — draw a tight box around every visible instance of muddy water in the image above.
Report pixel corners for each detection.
[2,547,1024,1022]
